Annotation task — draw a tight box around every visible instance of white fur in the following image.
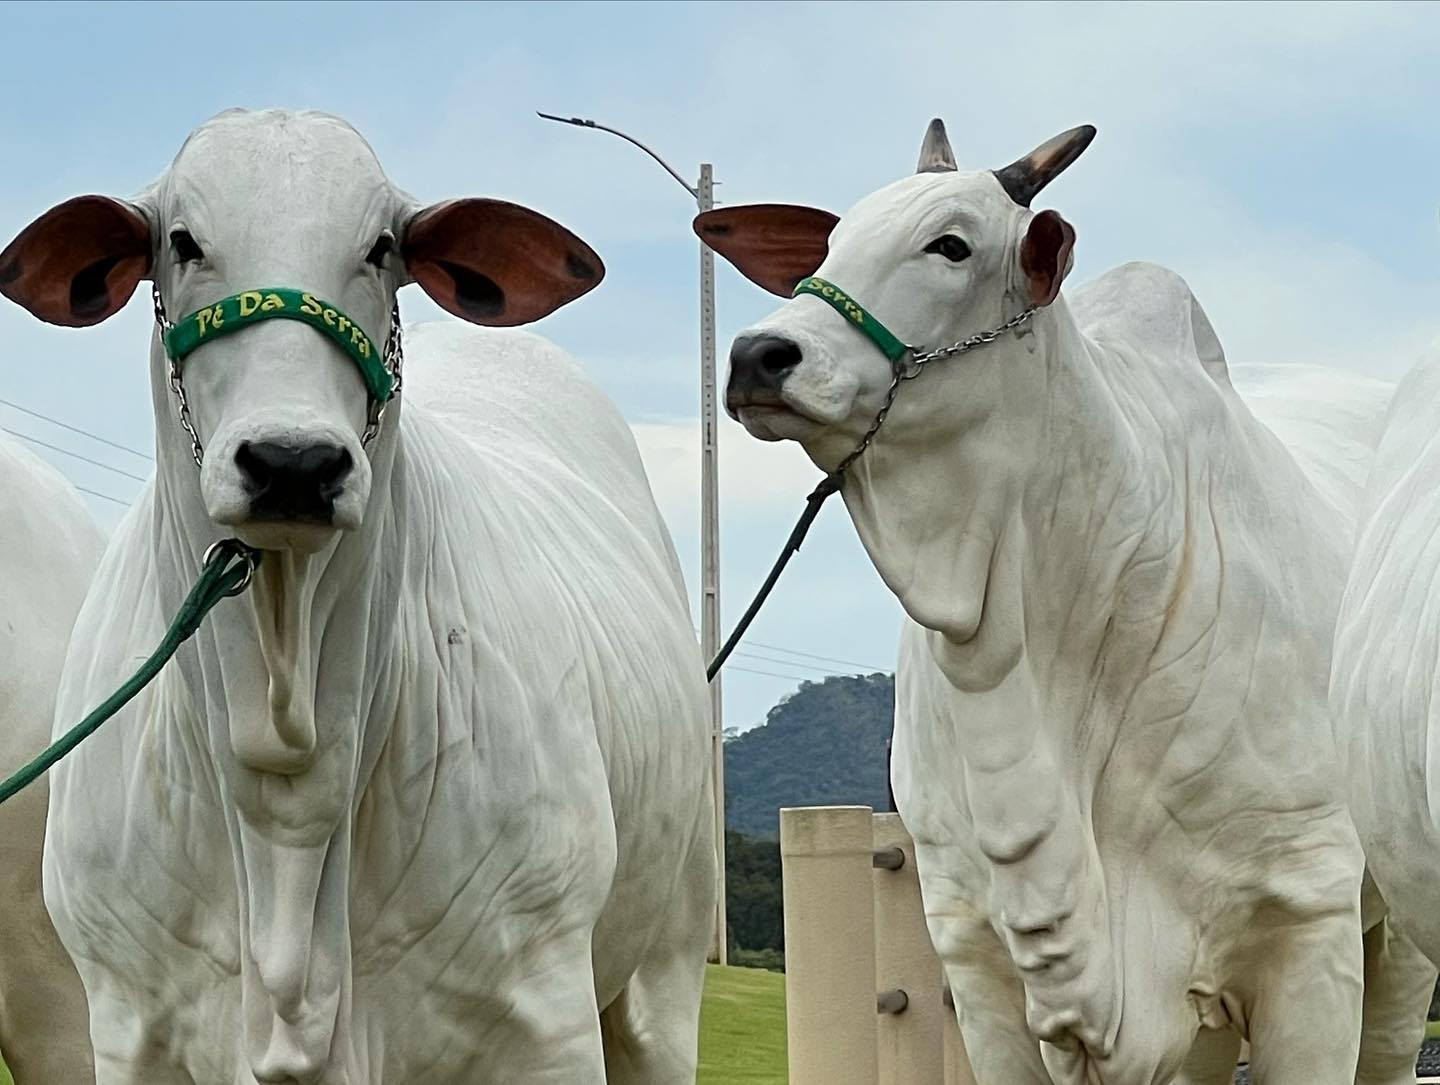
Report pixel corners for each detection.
[0,436,104,1085]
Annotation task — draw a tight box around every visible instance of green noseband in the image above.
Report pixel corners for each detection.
[791,276,910,364]
[163,287,395,403]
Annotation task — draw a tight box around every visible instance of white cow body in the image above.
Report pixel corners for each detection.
[42,323,713,1084]
[1333,350,1440,963]
[1,111,712,1085]
[887,265,1381,1085]
[702,123,1431,1085]
[0,439,104,1085]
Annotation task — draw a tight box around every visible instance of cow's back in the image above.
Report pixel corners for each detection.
[0,437,104,1084]
[1230,363,1392,529]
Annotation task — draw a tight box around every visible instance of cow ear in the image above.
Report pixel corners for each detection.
[1019,210,1076,307]
[0,195,152,327]
[694,204,839,297]
[402,198,604,326]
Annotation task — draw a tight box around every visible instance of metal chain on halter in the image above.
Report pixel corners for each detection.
[706,303,1038,681]
[153,285,405,464]
[154,285,205,468]
[362,302,404,448]
[828,305,1038,480]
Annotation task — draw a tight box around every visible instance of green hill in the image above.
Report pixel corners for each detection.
[724,672,895,839]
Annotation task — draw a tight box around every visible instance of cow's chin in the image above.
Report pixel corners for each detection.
[734,405,825,443]
[231,519,345,556]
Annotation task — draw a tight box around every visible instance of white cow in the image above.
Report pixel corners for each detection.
[698,120,1433,1085]
[0,439,104,1084]
[0,109,713,1084]
[1332,351,1440,969]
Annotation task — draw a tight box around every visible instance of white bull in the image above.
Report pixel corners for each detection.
[0,109,713,1085]
[1332,351,1440,972]
[698,120,1433,1085]
[0,439,104,1085]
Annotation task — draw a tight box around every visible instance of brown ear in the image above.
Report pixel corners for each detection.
[0,195,152,327]
[404,198,604,326]
[1019,210,1076,306]
[694,204,838,297]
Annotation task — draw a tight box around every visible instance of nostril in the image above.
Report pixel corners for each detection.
[730,333,803,390]
[758,338,802,374]
[235,442,274,493]
[234,441,353,523]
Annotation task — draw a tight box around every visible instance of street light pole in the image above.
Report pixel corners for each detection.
[537,112,728,965]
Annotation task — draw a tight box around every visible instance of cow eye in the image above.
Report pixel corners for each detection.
[924,234,971,262]
[365,231,395,269]
[170,228,204,264]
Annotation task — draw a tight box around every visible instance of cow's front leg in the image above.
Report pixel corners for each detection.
[466,929,608,1085]
[1173,1027,1241,1085]
[1355,915,1433,1085]
[929,900,1052,1085]
[1243,908,1363,1085]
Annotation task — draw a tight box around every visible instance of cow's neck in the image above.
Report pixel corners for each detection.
[837,297,1183,1054]
[148,335,406,1077]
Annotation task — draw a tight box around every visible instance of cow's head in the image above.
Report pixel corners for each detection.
[0,109,602,552]
[696,120,1093,472]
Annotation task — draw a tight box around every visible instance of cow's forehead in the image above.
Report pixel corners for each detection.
[834,169,1019,252]
[162,109,393,219]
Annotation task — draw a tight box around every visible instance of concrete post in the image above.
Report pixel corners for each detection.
[782,806,880,1085]
[873,813,945,1085]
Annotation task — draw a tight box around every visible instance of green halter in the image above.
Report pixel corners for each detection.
[791,275,910,364]
[163,287,396,403]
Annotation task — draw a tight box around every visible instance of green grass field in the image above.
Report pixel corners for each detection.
[699,964,787,1084]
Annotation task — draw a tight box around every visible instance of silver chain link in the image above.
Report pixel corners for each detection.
[361,303,404,448]
[154,285,205,468]
[152,286,405,467]
[829,306,1037,480]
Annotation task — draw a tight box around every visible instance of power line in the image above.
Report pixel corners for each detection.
[727,665,818,682]
[74,484,130,507]
[4,428,150,484]
[696,627,888,673]
[731,648,849,678]
[745,639,887,672]
[0,397,152,461]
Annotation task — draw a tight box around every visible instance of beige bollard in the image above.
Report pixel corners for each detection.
[873,812,946,1085]
[782,806,881,1085]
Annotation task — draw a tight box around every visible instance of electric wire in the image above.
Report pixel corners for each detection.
[3,429,150,484]
[0,397,152,460]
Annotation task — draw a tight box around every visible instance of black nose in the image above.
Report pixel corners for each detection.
[727,333,802,404]
[235,441,353,523]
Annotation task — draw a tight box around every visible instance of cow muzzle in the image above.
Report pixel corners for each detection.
[203,420,371,553]
[236,440,354,525]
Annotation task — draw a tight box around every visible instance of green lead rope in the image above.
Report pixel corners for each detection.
[0,539,260,808]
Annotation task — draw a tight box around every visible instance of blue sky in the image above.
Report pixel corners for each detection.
[3,1,1440,732]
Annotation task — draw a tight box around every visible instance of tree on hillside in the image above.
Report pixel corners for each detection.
[724,672,895,839]
[725,830,783,963]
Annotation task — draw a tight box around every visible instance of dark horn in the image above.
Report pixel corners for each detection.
[993,125,1096,206]
[916,118,958,173]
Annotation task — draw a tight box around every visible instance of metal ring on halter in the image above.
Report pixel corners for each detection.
[203,538,261,597]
